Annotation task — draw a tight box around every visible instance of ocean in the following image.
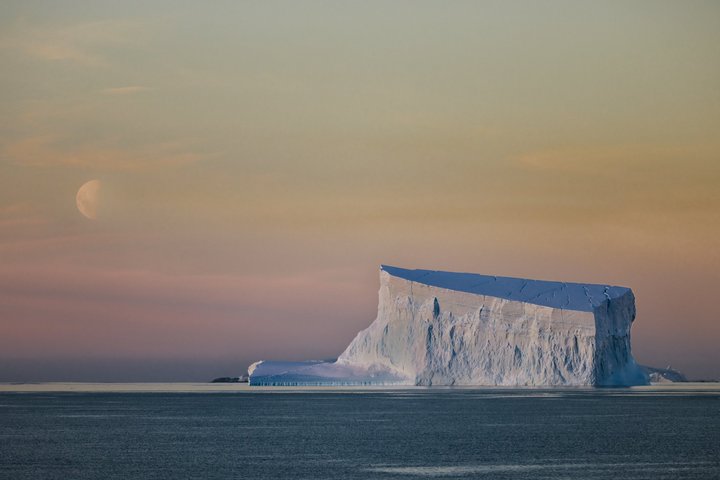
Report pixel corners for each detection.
[1,384,718,479]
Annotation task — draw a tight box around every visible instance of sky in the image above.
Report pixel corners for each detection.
[1,1,719,381]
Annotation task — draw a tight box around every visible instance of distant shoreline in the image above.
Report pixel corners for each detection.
[1,382,719,393]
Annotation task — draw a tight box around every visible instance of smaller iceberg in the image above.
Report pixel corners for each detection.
[641,365,687,383]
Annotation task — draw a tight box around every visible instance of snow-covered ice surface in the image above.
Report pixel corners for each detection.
[379,265,632,312]
[249,266,648,386]
[247,360,407,386]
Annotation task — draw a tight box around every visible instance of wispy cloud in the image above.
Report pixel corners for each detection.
[101,86,151,95]
[0,203,47,231]
[2,134,219,171]
[0,18,145,67]
[515,144,720,174]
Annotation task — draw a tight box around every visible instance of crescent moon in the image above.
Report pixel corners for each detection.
[76,179,102,220]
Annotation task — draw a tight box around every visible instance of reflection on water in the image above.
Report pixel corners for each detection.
[367,461,716,477]
[1,385,718,479]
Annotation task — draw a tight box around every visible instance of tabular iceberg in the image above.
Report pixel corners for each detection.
[248,265,648,386]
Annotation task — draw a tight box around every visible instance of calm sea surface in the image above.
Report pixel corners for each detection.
[1,385,718,479]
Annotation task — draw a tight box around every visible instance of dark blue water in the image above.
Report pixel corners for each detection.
[1,388,719,479]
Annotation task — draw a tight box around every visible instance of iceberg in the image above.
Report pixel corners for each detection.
[248,265,648,386]
[641,365,687,383]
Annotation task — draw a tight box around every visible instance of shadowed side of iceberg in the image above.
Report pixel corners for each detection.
[592,289,648,386]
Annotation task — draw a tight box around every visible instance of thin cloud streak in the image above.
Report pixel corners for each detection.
[2,134,220,171]
[0,18,147,67]
[101,86,151,95]
[515,144,720,174]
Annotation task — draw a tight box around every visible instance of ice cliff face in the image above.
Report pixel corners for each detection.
[249,266,648,386]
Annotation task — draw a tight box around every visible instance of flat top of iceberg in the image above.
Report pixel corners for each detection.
[381,265,630,312]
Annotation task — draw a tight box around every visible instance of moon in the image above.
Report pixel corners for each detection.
[76,179,102,220]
